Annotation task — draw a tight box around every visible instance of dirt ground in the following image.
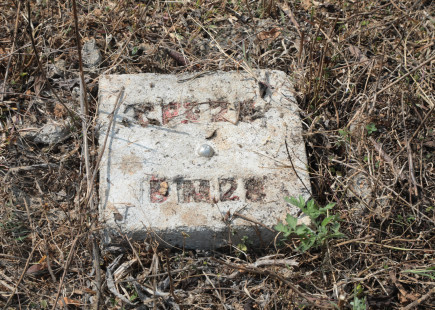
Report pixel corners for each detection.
[1,0,434,309]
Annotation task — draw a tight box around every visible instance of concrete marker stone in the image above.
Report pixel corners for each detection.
[98,70,311,249]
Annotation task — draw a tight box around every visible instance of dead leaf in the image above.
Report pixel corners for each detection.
[26,262,47,276]
[389,270,419,303]
[33,74,45,96]
[82,287,97,294]
[73,287,97,295]
[301,0,321,10]
[228,15,238,24]
[348,45,368,61]
[92,8,102,18]
[63,297,81,306]
[257,28,282,41]
[166,49,189,66]
[277,3,301,37]
[424,139,435,148]
[54,103,67,118]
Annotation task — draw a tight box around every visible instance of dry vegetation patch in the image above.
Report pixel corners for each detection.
[1,0,434,309]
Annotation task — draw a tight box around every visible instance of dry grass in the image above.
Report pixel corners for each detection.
[1,0,434,309]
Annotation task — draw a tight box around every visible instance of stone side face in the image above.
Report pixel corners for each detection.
[98,70,311,249]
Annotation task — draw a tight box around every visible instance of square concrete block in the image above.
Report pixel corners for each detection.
[98,70,310,249]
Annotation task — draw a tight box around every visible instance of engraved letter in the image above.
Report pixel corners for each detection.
[177,180,210,203]
[219,178,239,201]
[150,179,169,203]
[244,177,266,202]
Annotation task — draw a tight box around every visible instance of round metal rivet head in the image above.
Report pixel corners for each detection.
[197,144,215,158]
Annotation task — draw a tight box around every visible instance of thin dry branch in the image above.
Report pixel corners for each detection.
[402,287,435,310]
[81,86,125,206]
[51,236,79,310]
[25,0,77,121]
[212,257,335,309]
[71,0,101,307]
[3,240,42,309]
[375,54,435,96]
[0,1,20,105]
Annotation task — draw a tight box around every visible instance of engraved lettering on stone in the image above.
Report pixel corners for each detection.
[161,100,259,125]
[245,177,266,202]
[150,178,169,203]
[177,180,211,203]
[219,178,239,201]
[162,102,181,125]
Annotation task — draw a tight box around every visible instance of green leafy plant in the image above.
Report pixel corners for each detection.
[129,290,138,302]
[0,212,30,242]
[274,196,345,252]
[351,295,367,310]
[365,123,377,135]
[237,235,250,253]
[338,128,350,144]
[350,284,366,310]
[131,46,139,56]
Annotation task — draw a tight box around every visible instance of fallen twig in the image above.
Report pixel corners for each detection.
[401,93,419,197]
[71,0,102,307]
[285,140,312,196]
[233,212,275,232]
[81,86,125,206]
[165,250,180,304]
[375,54,435,96]
[402,287,435,310]
[369,137,403,180]
[390,104,435,178]
[106,255,137,306]
[3,240,42,309]
[211,258,334,309]
[0,1,20,105]
[25,0,76,121]
[51,236,79,310]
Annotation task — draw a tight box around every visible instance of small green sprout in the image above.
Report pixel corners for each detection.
[274,196,345,252]
[365,123,377,135]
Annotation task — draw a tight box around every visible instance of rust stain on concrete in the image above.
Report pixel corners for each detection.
[120,153,143,175]
[181,210,207,226]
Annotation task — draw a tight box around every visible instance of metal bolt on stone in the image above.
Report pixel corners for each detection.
[197,144,215,158]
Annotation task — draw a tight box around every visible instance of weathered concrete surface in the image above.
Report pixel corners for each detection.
[98,70,310,249]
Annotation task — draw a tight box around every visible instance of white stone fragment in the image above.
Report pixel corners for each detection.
[27,121,69,145]
[82,38,102,68]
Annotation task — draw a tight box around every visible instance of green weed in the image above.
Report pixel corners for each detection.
[274,196,345,252]
[351,295,367,310]
[365,123,377,135]
[402,267,435,280]
[350,284,367,310]
[237,235,250,252]
[338,128,350,144]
